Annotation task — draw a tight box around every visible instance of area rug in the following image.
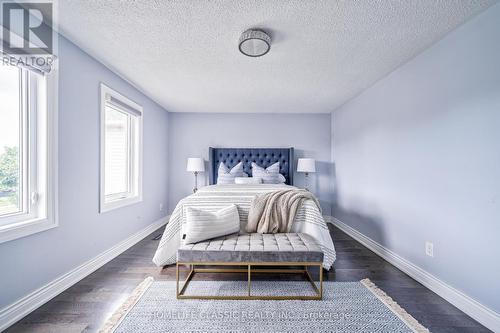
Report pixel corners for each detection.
[100,277,429,333]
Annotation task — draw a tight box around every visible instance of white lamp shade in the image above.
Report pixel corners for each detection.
[297,158,316,173]
[186,158,205,172]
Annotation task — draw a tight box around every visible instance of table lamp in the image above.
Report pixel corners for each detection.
[297,158,316,191]
[186,157,205,193]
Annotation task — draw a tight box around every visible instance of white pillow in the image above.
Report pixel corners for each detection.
[235,177,263,184]
[251,162,285,184]
[278,173,286,183]
[217,161,248,184]
[183,205,240,244]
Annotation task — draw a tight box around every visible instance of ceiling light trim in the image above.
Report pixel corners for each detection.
[238,29,271,57]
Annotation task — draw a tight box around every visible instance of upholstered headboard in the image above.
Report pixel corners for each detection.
[209,147,294,185]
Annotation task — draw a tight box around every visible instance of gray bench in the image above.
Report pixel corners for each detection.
[176,233,324,300]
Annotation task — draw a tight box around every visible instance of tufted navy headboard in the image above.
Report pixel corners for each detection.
[209,147,294,185]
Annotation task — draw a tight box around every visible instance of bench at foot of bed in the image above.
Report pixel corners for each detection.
[176,233,324,300]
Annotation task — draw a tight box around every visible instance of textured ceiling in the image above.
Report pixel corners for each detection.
[55,0,496,113]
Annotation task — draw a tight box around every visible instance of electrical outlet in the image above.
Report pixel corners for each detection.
[159,203,164,212]
[425,241,434,257]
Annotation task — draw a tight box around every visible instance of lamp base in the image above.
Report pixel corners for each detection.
[193,172,198,193]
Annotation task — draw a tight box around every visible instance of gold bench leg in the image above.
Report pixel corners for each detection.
[247,264,251,296]
[177,264,195,299]
[176,263,179,297]
[319,264,323,298]
[304,265,323,300]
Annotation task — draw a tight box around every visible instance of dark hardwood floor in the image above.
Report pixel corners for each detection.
[6,225,490,333]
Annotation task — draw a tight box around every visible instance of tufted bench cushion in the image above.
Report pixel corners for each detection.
[177,233,323,263]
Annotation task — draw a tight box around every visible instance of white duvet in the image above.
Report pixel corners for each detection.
[152,184,336,269]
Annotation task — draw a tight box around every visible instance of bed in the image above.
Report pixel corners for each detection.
[152,147,336,269]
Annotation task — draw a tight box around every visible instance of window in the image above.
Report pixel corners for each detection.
[100,84,143,212]
[0,64,58,243]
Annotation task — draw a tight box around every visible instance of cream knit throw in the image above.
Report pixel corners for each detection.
[246,189,322,233]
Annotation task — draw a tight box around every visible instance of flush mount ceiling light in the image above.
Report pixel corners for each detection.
[238,29,271,57]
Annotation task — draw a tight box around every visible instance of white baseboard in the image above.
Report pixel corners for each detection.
[327,216,500,332]
[0,217,168,332]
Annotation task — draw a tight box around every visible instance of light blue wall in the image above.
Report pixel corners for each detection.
[0,36,169,309]
[332,3,500,312]
[168,112,333,214]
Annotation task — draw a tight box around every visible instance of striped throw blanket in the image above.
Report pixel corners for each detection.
[152,184,336,269]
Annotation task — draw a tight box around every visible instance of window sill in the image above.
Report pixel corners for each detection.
[0,217,58,244]
[100,196,142,213]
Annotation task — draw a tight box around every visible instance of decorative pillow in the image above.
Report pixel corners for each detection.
[217,161,248,184]
[183,205,240,244]
[251,162,285,184]
[235,177,263,184]
[278,173,286,184]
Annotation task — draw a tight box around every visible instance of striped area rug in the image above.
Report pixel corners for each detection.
[100,278,428,333]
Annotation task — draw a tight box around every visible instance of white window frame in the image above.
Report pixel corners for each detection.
[0,66,59,244]
[99,83,143,213]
